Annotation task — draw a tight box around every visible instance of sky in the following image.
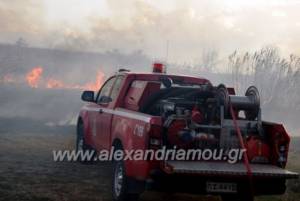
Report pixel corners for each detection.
[1,0,300,63]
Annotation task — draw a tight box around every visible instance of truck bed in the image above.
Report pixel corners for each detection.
[164,161,299,179]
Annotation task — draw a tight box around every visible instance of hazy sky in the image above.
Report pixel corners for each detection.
[1,0,300,63]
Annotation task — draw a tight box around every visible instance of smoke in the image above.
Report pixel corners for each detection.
[0,0,45,44]
[51,0,240,61]
[1,0,300,63]
[1,0,300,135]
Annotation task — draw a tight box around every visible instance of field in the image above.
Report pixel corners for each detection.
[0,119,299,201]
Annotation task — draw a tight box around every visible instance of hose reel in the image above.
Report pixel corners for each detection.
[217,84,260,120]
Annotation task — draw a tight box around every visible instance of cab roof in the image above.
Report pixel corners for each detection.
[116,71,212,86]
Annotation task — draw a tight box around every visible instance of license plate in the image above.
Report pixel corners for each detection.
[206,182,237,193]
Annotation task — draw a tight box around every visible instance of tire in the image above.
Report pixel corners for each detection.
[112,153,140,201]
[76,120,95,163]
[221,193,254,201]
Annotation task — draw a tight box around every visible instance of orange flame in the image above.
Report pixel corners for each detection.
[46,78,64,89]
[45,71,104,91]
[83,71,105,91]
[26,67,43,88]
[3,66,104,91]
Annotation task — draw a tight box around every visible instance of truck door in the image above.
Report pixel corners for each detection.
[92,77,116,150]
[94,75,124,150]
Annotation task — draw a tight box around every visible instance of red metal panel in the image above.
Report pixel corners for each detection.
[124,81,160,111]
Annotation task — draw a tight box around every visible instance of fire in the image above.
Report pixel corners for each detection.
[45,71,104,91]
[46,79,64,89]
[83,71,105,91]
[3,66,105,90]
[26,67,43,88]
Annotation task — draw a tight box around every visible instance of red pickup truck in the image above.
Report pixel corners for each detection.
[77,64,298,201]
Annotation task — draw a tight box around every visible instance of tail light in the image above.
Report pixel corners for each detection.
[278,145,287,164]
[273,132,290,168]
[148,125,162,149]
[263,123,290,168]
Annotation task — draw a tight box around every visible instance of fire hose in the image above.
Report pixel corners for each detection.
[217,84,259,197]
[229,99,254,197]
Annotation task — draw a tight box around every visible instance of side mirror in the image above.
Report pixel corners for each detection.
[81,91,95,102]
[98,96,112,104]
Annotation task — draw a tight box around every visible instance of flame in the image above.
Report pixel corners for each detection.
[3,66,105,91]
[83,71,105,91]
[45,71,104,91]
[26,67,43,88]
[46,78,64,89]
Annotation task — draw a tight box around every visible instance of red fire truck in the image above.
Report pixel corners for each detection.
[77,63,298,201]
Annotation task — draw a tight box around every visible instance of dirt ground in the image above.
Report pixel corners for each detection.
[0,124,299,201]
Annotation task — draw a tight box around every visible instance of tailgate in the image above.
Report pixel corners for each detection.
[163,161,299,179]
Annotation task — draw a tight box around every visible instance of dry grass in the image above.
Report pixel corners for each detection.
[0,126,299,201]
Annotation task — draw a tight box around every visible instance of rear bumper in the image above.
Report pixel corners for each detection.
[145,161,299,196]
[147,171,288,195]
[126,160,299,195]
[163,161,299,179]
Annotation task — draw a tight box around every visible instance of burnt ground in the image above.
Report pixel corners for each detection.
[0,119,299,201]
